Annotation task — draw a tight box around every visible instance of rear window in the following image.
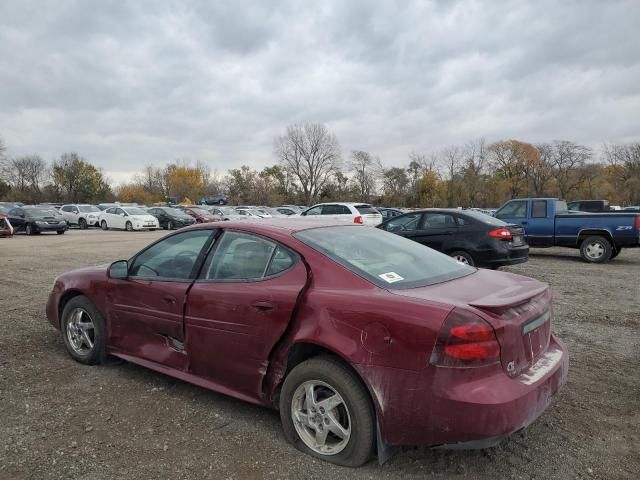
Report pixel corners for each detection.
[355,205,379,215]
[460,210,506,226]
[295,226,474,289]
[556,200,568,214]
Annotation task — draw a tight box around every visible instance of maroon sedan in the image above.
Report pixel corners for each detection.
[180,206,221,223]
[46,221,568,467]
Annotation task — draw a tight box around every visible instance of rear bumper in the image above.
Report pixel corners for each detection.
[364,335,568,448]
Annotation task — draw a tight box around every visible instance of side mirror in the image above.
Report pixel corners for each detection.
[108,260,129,279]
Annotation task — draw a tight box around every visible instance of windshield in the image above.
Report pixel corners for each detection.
[124,207,148,215]
[78,205,100,213]
[26,208,60,217]
[295,226,474,289]
[164,207,190,216]
[219,207,237,215]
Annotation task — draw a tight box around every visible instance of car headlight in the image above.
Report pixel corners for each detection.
[36,220,47,225]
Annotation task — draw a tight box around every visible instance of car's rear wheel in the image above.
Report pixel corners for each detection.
[101,220,108,231]
[79,218,87,229]
[580,236,612,263]
[125,221,133,231]
[57,230,65,235]
[60,296,107,365]
[279,356,375,467]
[610,247,622,259]
[449,250,475,266]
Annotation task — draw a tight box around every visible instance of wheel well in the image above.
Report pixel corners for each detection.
[58,290,84,324]
[577,230,614,247]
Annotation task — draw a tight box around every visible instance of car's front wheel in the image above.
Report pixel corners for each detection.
[167,221,173,230]
[25,223,34,235]
[60,296,107,365]
[279,356,375,467]
[125,221,133,231]
[101,220,108,231]
[79,218,87,229]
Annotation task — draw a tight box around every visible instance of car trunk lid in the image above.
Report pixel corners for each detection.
[391,269,552,377]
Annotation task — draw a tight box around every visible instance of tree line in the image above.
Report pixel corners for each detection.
[1,126,639,207]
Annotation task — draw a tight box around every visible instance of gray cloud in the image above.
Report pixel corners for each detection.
[1,0,639,183]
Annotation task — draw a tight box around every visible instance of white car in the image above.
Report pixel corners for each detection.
[299,202,383,225]
[206,206,246,221]
[99,206,159,231]
[59,204,102,228]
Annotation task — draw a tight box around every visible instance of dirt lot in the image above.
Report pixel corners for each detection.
[1,229,638,479]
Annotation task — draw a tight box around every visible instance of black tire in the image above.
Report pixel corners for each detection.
[57,230,65,235]
[279,356,375,467]
[25,223,34,235]
[610,247,622,259]
[218,200,225,205]
[60,296,107,365]
[579,236,612,263]
[167,221,173,230]
[449,250,475,266]
[101,220,108,231]
[79,218,87,230]
[125,221,133,232]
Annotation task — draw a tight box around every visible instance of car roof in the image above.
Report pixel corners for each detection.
[309,202,372,207]
[181,218,364,235]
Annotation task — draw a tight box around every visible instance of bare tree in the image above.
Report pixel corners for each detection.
[460,139,487,207]
[3,155,48,201]
[439,146,463,207]
[530,143,555,196]
[551,141,591,198]
[603,142,640,204]
[349,150,376,202]
[488,140,537,198]
[275,123,341,205]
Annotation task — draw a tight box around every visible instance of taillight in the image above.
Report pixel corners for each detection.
[635,215,640,230]
[488,227,512,239]
[354,215,364,224]
[430,308,500,367]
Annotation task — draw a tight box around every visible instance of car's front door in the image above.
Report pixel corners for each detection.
[380,212,424,240]
[106,229,216,370]
[185,230,308,398]
[8,208,25,230]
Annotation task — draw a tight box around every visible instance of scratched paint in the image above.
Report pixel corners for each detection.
[518,348,564,385]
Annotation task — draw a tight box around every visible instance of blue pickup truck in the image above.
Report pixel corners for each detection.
[495,198,640,263]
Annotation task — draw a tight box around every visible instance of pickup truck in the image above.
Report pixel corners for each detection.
[495,198,640,263]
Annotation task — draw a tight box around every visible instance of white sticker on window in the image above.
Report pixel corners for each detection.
[378,272,404,283]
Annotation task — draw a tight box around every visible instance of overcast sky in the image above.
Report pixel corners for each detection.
[1,0,639,184]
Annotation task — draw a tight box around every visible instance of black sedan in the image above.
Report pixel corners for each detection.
[147,207,197,230]
[7,206,69,235]
[377,209,528,268]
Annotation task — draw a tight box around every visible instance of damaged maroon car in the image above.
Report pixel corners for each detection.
[46,220,568,467]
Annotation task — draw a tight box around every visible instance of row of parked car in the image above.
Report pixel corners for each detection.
[3,197,639,265]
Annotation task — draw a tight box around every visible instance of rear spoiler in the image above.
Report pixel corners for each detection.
[469,284,548,309]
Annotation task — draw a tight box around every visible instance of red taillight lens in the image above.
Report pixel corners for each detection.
[354,215,364,224]
[634,215,640,230]
[430,308,501,367]
[488,227,512,239]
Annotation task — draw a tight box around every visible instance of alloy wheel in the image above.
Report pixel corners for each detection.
[65,308,96,355]
[291,380,351,456]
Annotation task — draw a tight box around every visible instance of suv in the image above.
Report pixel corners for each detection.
[299,202,383,225]
[60,204,102,228]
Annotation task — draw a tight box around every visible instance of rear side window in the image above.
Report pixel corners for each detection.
[355,205,378,214]
[382,213,422,232]
[265,246,296,276]
[532,200,547,218]
[556,201,568,214]
[204,231,291,280]
[322,205,351,215]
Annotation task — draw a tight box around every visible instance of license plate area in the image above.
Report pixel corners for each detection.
[523,310,550,335]
[512,235,523,246]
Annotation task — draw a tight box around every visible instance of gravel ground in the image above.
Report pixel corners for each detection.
[1,229,638,480]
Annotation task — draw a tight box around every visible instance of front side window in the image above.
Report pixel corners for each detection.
[382,213,422,232]
[496,201,527,219]
[78,205,100,213]
[61,206,73,212]
[204,232,277,280]
[129,230,213,280]
[296,226,473,289]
